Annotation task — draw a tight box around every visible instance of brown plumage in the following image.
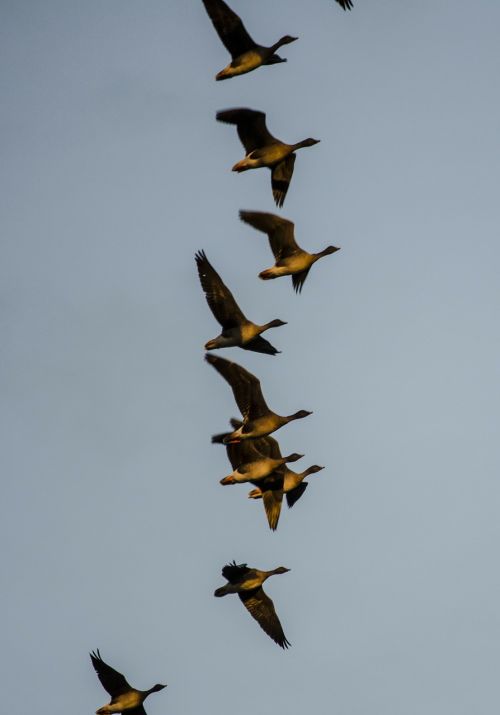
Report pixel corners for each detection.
[216,108,320,208]
[206,353,312,443]
[214,561,291,648]
[240,210,340,293]
[90,650,166,715]
[201,0,297,80]
[195,250,285,355]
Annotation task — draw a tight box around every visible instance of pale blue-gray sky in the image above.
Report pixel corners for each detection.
[2,1,500,713]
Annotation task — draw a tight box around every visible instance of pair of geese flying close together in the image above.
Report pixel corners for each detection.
[202,0,352,81]
[196,213,340,354]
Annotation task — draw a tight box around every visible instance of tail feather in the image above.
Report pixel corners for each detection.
[212,431,230,444]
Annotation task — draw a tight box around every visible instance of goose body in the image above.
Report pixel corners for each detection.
[240,210,340,293]
[214,561,291,648]
[206,353,312,443]
[202,0,297,80]
[196,250,285,355]
[217,108,320,207]
[90,650,166,715]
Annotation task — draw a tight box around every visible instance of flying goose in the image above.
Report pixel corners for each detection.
[214,561,291,648]
[240,210,340,293]
[195,250,286,356]
[216,108,320,207]
[201,0,297,80]
[336,0,353,9]
[221,438,302,485]
[90,650,166,715]
[249,464,325,508]
[206,353,312,443]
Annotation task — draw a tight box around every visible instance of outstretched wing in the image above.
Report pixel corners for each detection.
[90,650,131,697]
[222,561,250,583]
[262,487,284,531]
[195,250,246,329]
[202,0,256,59]
[239,211,299,261]
[126,708,146,715]
[336,0,353,10]
[217,108,277,153]
[239,587,291,649]
[271,155,296,208]
[206,354,270,420]
[286,482,308,508]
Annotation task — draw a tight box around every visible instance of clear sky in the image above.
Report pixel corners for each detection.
[2,1,500,713]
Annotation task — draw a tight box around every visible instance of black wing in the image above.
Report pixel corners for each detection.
[271,155,296,208]
[202,0,256,59]
[242,335,280,356]
[291,269,311,294]
[286,482,308,508]
[336,0,353,10]
[90,650,131,697]
[222,561,251,583]
[239,211,299,261]
[217,108,277,153]
[206,353,270,420]
[127,709,146,715]
[239,587,291,648]
[195,250,246,329]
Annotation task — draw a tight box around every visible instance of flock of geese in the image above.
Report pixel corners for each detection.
[91,1,351,713]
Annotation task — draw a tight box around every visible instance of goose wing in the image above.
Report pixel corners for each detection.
[206,354,270,420]
[291,268,311,294]
[127,709,146,715]
[239,587,290,648]
[252,432,282,460]
[336,0,353,9]
[217,108,277,153]
[239,211,299,261]
[90,650,131,697]
[226,439,265,471]
[195,251,246,329]
[202,0,256,59]
[286,482,308,508]
[262,483,284,531]
[222,561,251,583]
[241,335,280,356]
[271,154,296,208]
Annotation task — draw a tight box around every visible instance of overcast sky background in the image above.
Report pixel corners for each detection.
[2,1,500,713]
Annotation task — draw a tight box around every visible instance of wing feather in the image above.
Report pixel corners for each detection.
[195,251,246,328]
[239,211,299,261]
[90,650,131,697]
[217,108,277,153]
[202,0,256,58]
[239,587,290,648]
[271,155,296,208]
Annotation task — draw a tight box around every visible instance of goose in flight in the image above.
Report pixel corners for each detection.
[90,650,166,715]
[195,250,286,355]
[249,464,325,509]
[217,108,320,208]
[201,0,297,80]
[214,561,291,648]
[240,210,340,293]
[206,353,312,443]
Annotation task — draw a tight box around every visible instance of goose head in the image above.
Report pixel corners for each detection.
[267,318,287,328]
[277,35,299,47]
